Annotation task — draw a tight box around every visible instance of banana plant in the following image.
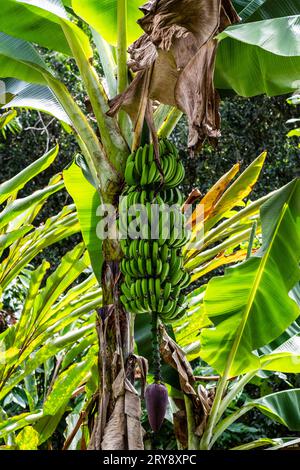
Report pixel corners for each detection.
[176,152,271,360]
[0,155,102,449]
[174,178,300,450]
[0,0,300,450]
[0,246,101,449]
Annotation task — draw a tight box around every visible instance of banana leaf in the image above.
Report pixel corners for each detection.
[71,0,143,46]
[200,179,300,377]
[2,79,72,125]
[0,0,92,57]
[0,145,59,205]
[64,161,102,284]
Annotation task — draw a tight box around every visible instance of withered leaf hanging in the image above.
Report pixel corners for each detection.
[108,0,239,152]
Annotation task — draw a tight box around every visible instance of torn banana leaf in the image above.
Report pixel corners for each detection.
[108,0,239,151]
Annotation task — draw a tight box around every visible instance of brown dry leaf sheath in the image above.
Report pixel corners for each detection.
[108,0,239,151]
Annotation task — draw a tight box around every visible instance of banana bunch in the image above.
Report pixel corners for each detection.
[119,139,190,324]
[124,139,185,188]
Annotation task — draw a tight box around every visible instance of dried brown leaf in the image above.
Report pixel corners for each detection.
[108,0,239,151]
[159,327,214,438]
[159,326,195,396]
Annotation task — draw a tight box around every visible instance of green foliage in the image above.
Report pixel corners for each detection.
[64,161,102,283]
[70,0,143,46]
[0,0,299,451]
[201,179,300,377]
[0,154,101,449]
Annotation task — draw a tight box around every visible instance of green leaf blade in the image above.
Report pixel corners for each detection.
[200,179,300,376]
[63,161,102,283]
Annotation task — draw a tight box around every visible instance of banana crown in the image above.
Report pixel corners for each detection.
[124,139,185,189]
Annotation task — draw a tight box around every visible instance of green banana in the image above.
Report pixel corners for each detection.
[160,261,169,283]
[180,271,191,289]
[155,278,161,300]
[156,258,163,276]
[121,283,132,299]
[169,269,184,286]
[161,299,175,315]
[141,279,148,297]
[146,258,153,276]
[140,164,149,186]
[135,279,143,298]
[160,243,169,263]
[135,146,143,175]
[163,282,172,301]
[147,160,157,184]
[137,256,146,276]
[152,240,159,262]
[125,161,137,186]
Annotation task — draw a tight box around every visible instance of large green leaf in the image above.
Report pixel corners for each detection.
[63,161,102,283]
[233,0,300,21]
[31,243,88,324]
[259,335,300,373]
[0,33,105,187]
[173,285,210,361]
[0,205,80,290]
[212,388,300,448]
[219,15,300,57]
[0,410,43,439]
[0,32,50,85]
[0,145,59,205]
[184,153,267,271]
[250,389,300,431]
[33,406,65,445]
[200,179,300,377]
[15,426,39,450]
[215,15,300,97]
[0,0,91,57]
[0,226,33,255]
[2,79,72,125]
[71,0,143,46]
[0,325,96,400]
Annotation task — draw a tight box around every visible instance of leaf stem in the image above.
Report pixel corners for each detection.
[210,404,255,448]
[216,370,257,422]
[184,395,200,450]
[117,0,131,144]
[117,0,128,96]
[158,108,182,138]
[151,313,161,383]
[199,372,229,449]
[246,220,257,259]
[61,22,128,175]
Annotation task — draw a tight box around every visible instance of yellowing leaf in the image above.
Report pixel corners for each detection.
[0,346,19,366]
[205,151,267,231]
[16,426,39,450]
[190,249,249,282]
[189,162,240,231]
